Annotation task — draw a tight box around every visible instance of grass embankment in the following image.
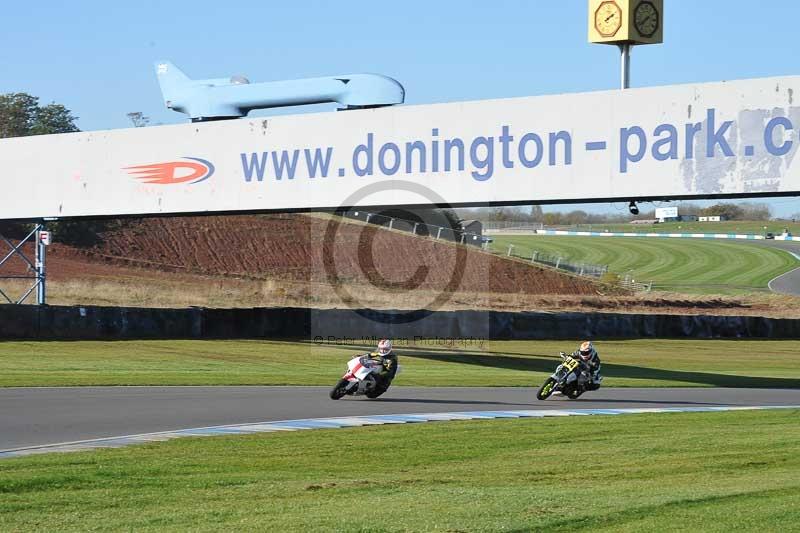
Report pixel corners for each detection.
[1,409,798,531]
[554,220,800,235]
[1,339,799,388]
[491,235,799,294]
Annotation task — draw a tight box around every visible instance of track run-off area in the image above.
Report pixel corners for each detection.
[2,386,799,455]
[763,240,800,296]
[2,338,799,458]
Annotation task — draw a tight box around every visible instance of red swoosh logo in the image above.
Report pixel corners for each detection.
[125,161,209,185]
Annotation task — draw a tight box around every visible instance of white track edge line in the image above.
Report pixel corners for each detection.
[2,405,799,458]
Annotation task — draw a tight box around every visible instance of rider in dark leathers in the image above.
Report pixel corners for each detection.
[571,340,602,391]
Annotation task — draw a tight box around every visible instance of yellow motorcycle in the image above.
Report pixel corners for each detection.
[537,352,593,400]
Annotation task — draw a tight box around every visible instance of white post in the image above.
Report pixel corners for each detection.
[436,227,442,239]
[619,44,631,89]
[388,218,394,230]
[507,244,514,256]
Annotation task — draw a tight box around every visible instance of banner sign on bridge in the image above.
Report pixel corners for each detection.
[1,75,799,220]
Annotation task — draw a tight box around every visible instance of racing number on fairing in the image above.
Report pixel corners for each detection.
[562,356,580,372]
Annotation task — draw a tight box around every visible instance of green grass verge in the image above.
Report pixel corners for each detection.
[1,409,798,531]
[1,338,799,388]
[554,220,800,235]
[490,235,799,294]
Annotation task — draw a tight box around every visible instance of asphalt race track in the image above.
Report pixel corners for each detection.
[2,386,799,451]
[762,240,800,296]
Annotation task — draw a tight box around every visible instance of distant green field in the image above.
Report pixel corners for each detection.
[491,235,799,293]
[556,220,800,235]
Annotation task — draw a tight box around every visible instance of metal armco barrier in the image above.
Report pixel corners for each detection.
[1,304,798,340]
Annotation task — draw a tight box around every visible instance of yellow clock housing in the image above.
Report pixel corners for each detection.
[588,0,663,45]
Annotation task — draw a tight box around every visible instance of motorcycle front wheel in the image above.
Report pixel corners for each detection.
[329,379,350,400]
[536,377,557,400]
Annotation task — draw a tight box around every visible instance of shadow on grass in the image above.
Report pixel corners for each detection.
[399,348,800,389]
[297,339,800,389]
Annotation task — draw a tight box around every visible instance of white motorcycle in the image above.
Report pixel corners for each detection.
[329,354,398,400]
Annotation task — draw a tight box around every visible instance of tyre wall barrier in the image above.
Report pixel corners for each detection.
[1,304,799,340]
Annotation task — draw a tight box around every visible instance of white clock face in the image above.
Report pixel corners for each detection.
[634,1,659,37]
[595,1,623,37]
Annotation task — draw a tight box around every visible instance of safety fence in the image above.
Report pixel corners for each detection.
[619,275,653,293]
[341,210,486,247]
[500,244,611,280]
[482,221,544,234]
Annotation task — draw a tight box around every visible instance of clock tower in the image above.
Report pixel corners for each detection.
[588,0,663,89]
[588,0,663,45]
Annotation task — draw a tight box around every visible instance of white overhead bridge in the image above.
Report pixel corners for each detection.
[1,67,800,221]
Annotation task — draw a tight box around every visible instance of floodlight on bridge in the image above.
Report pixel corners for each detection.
[155,60,405,122]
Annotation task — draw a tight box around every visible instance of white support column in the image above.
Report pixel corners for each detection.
[619,44,631,89]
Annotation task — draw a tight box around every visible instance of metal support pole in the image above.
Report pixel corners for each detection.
[619,44,631,89]
[507,244,514,257]
[412,222,418,235]
[388,218,394,230]
[436,227,442,239]
[36,224,46,305]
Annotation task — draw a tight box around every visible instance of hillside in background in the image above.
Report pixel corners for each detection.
[2,214,798,317]
[0,214,610,310]
[55,214,600,294]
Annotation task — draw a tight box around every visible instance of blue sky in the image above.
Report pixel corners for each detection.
[2,0,799,217]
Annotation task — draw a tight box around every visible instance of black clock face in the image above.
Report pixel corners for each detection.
[634,1,659,38]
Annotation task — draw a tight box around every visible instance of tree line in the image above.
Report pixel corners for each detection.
[0,93,124,245]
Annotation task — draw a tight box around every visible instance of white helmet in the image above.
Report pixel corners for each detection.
[578,340,595,361]
[377,339,393,356]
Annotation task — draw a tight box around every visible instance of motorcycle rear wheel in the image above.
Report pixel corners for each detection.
[536,377,557,400]
[566,388,583,400]
[329,379,350,400]
[366,385,388,399]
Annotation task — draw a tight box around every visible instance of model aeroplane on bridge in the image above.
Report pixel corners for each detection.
[155,61,405,121]
[0,62,799,221]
